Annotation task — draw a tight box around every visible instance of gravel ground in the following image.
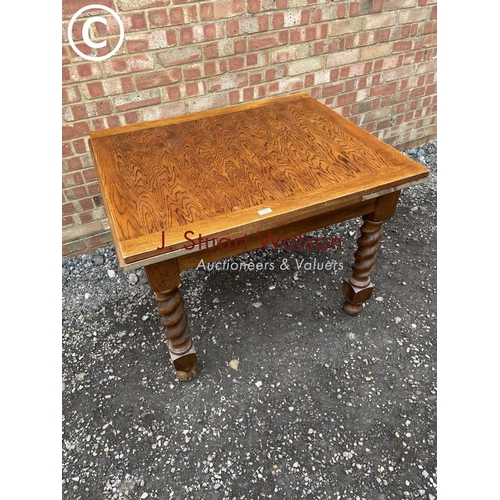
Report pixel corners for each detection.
[62,142,437,500]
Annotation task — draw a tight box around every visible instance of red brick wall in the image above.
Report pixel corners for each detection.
[62,0,437,257]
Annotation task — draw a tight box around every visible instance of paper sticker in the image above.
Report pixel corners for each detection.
[258,208,272,215]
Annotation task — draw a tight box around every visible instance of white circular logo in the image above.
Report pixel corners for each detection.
[67,4,124,61]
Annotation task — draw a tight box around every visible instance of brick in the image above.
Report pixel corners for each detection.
[62,63,102,84]
[288,56,323,76]
[313,69,336,86]
[422,33,437,49]
[389,25,412,41]
[142,102,187,122]
[357,31,379,46]
[362,107,391,123]
[116,0,166,11]
[336,2,347,18]
[201,0,245,20]
[149,6,195,27]
[338,92,357,106]
[271,45,309,64]
[103,54,154,76]
[272,12,285,29]
[378,29,390,46]
[126,31,176,53]
[415,59,437,75]
[425,72,436,84]
[62,240,88,256]
[186,93,228,114]
[183,65,203,80]
[329,17,366,36]
[385,65,414,81]
[282,9,308,27]
[64,100,113,121]
[385,0,417,10]
[135,68,182,89]
[398,7,430,24]
[227,17,260,37]
[62,46,70,65]
[215,39,234,57]
[63,172,85,189]
[326,49,360,68]
[84,81,104,99]
[89,118,103,132]
[92,13,124,38]
[364,12,398,30]
[165,82,206,101]
[312,5,338,23]
[370,82,398,97]
[170,6,187,24]
[64,122,91,140]
[322,82,344,97]
[326,38,345,53]
[113,89,162,112]
[121,12,148,31]
[62,142,73,158]
[67,38,120,63]
[62,202,77,216]
[260,0,285,10]
[423,21,437,35]
[84,77,135,99]
[65,157,84,175]
[201,23,225,42]
[148,9,169,27]
[269,76,304,94]
[242,37,254,54]
[62,86,81,104]
[229,89,242,104]
[62,0,114,19]
[65,185,89,201]
[78,212,94,225]
[88,232,114,249]
[62,219,105,243]
[425,83,437,95]
[248,0,260,12]
[291,24,328,43]
[373,55,402,72]
[121,111,140,125]
[248,31,288,51]
[228,56,245,71]
[62,126,75,141]
[82,167,98,183]
[392,40,413,52]
[204,60,228,77]
[72,139,88,154]
[341,62,373,78]
[158,46,202,67]
[208,72,248,92]
[62,216,74,227]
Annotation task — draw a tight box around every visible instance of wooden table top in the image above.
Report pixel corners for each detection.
[89,92,429,269]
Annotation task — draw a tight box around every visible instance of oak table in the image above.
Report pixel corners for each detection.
[89,92,429,381]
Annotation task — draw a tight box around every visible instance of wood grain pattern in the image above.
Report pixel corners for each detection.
[154,286,198,381]
[89,93,429,267]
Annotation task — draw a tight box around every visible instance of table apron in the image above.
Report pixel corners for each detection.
[175,198,378,272]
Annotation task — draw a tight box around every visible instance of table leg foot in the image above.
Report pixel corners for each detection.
[342,215,384,315]
[175,365,198,382]
[155,287,199,381]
